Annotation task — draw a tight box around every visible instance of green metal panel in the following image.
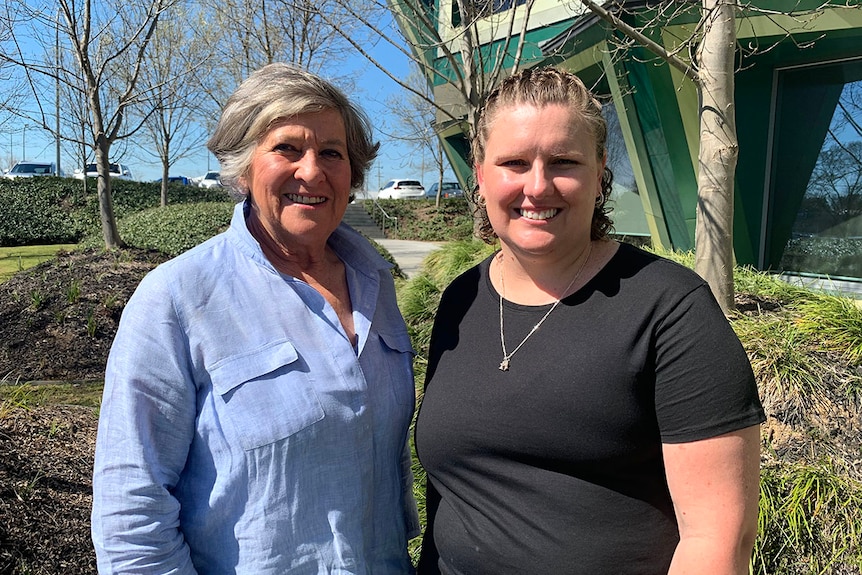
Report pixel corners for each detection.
[601,49,672,249]
[623,52,697,251]
[734,60,781,266]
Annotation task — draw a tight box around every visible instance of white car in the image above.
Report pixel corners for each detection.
[2,161,60,179]
[377,179,426,200]
[73,162,133,180]
[199,171,223,189]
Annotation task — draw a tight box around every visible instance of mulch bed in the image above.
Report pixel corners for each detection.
[0,248,166,574]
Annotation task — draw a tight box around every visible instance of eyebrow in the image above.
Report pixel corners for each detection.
[319,137,347,148]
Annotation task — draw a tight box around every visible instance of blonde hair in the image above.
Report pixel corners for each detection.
[471,66,614,243]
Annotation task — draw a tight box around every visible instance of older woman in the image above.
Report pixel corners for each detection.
[415,67,765,574]
[92,63,419,574]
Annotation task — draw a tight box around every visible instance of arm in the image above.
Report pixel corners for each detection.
[91,272,199,574]
[663,425,761,575]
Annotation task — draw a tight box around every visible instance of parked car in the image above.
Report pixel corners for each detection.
[153,176,192,186]
[377,179,426,200]
[426,181,464,199]
[2,161,61,179]
[73,162,133,180]
[199,171,223,189]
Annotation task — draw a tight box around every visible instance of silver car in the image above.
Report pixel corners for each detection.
[2,161,59,179]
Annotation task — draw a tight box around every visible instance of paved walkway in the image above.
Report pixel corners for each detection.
[376,239,446,278]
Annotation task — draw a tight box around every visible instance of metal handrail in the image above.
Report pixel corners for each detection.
[372,200,398,235]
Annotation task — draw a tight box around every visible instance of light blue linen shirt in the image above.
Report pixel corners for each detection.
[92,200,420,574]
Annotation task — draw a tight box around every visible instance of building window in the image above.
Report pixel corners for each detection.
[603,101,651,238]
[770,59,862,281]
[451,0,527,27]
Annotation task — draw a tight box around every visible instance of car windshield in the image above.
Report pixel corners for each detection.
[205,172,219,179]
[12,163,51,174]
[85,163,122,173]
[398,181,421,187]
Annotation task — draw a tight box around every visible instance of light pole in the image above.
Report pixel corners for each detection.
[56,7,61,174]
[21,125,27,160]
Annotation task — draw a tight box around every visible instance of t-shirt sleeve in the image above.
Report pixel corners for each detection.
[653,284,765,443]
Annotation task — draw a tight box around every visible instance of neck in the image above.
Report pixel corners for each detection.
[495,242,594,306]
[247,210,332,275]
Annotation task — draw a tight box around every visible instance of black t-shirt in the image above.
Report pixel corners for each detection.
[415,243,765,574]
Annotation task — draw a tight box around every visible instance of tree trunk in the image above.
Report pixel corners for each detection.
[95,143,122,249]
[695,0,738,313]
[161,160,170,207]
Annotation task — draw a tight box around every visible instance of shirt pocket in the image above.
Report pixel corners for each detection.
[378,330,416,406]
[209,339,325,450]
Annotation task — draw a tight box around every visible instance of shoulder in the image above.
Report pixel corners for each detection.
[439,253,492,301]
[603,243,708,299]
[131,231,240,308]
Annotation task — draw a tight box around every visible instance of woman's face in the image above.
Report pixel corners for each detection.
[476,103,605,260]
[242,108,353,252]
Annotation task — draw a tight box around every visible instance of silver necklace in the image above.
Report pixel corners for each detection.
[497,244,592,371]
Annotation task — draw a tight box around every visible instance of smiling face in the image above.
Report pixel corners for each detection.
[476,103,605,261]
[242,108,353,255]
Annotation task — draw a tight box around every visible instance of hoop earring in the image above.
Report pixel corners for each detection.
[595,194,603,207]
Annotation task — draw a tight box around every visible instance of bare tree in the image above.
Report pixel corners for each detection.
[320,0,544,144]
[570,0,736,310]
[138,13,209,206]
[1,0,178,248]
[192,0,365,125]
[383,68,447,204]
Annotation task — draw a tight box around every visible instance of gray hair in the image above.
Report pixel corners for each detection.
[207,63,379,192]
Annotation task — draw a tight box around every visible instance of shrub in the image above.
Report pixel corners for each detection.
[0,177,233,247]
[364,199,474,242]
[399,240,862,573]
[115,201,235,256]
[0,178,86,246]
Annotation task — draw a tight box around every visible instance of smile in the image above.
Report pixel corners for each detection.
[518,208,559,221]
[286,194,326,205]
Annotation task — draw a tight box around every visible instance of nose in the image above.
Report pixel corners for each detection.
[295,150,324,184]
[525,161,554,198]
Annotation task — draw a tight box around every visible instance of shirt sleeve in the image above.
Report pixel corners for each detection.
[91,269,199,574]
[653,284,765,444]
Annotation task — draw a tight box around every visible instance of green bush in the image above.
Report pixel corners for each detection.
[0,177,234,247]
[0,178,86,246]
[115,201,235,256]
[364,198,474,241]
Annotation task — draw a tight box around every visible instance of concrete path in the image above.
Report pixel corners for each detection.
[376,239,446,278]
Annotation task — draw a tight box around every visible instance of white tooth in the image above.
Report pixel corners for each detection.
[287,194,325,205]
[520,209,558,220]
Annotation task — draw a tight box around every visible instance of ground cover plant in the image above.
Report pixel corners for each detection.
[364,198,474,241]
[1,196,861,573]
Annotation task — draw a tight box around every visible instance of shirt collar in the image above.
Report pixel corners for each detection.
[228,199,393,279]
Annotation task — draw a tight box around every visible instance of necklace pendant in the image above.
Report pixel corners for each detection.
[499,358,510,371]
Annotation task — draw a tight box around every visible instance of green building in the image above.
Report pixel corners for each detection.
[394,1,862,294]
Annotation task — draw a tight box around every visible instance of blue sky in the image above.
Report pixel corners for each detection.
[4,22,453,192]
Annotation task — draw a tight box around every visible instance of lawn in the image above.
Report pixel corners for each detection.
[0,244,78,283]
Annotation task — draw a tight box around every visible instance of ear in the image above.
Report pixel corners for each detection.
[596,151,607,193]
[475,162,485,197]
